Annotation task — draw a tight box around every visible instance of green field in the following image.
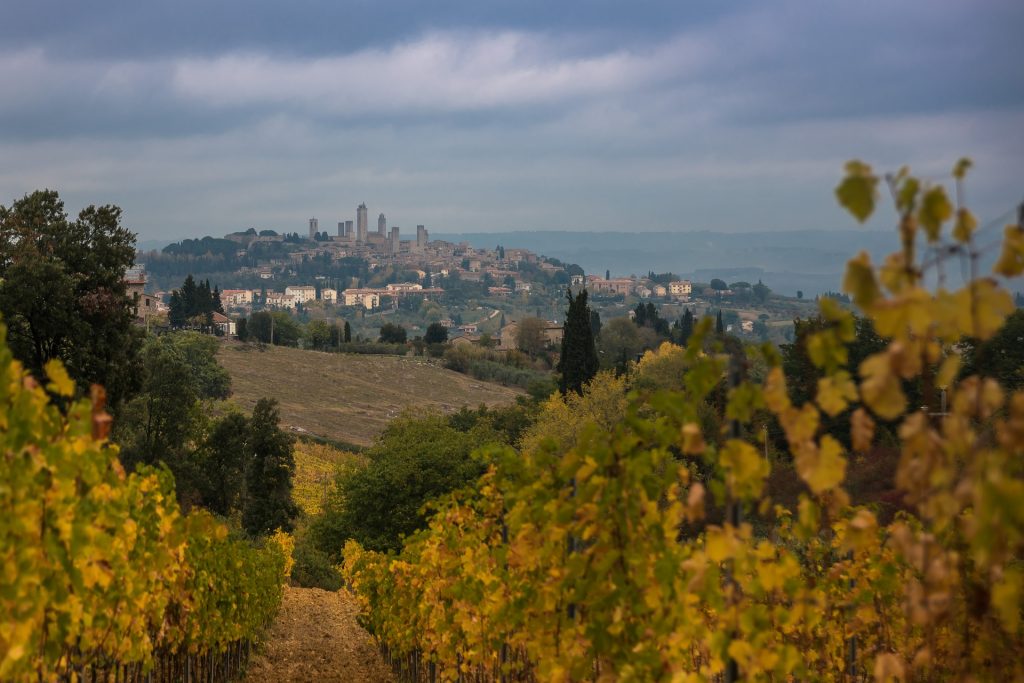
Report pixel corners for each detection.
[217,340,523,447]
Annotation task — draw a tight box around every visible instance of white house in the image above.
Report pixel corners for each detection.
[265,293,297,310]
[669,280,693,299]
[212,311,236,336]
[385,282,423,293]
[342,289,380,309]
[284,285,317,303]
[221,289,253,306]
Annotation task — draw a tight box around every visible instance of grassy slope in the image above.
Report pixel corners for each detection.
[217,340,523,447]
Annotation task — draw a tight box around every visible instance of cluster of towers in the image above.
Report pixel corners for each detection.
[307,204,429,252]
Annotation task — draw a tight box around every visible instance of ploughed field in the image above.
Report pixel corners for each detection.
[217,340,523,447]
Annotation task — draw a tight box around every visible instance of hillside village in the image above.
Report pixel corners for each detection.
[135,206,823,352]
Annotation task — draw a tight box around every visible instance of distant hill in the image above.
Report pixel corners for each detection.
[435,229,898,296]
[217,340,522,447]
[136,238,174,252]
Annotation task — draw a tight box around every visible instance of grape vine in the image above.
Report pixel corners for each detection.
[0,330,291,682]
[343,160,1024,682]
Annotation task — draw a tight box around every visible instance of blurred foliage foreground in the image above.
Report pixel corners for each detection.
[343,160,1024,682]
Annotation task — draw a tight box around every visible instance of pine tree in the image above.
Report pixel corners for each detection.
[557,289,599,395]
[242,398,298,536]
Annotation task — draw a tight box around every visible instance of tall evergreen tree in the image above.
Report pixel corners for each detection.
[242,398,298,536]
[676,308,695,346]
[589,309,602,338]
[168,290,186,327]
[179,275,198,318]
[343,320,352,343]
[634,303,648,327]
[557,289,599,395]
[200,413,249,516]
[716,310,724,335]
[212,285,224,313]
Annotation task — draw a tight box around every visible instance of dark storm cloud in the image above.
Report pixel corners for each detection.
[0,0,728,59]
[0,0,1021,239]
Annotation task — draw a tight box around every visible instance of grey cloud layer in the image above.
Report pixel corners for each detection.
[0,0,1021,240]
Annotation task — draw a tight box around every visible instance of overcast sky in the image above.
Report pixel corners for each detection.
[1,0,1021,241]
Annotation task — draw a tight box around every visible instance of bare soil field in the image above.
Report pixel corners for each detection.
[217,340,523,447]
[245,586,393,683]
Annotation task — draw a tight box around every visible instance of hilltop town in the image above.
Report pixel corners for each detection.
[134,204,826,352]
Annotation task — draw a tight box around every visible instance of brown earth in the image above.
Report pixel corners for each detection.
[217,340,523,447]
[245,586,394,682]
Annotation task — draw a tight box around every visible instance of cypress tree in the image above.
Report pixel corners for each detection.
[168,291,185,328]
[589,309,602,338]
[180,275,197,319]
[212,286,224,314]
[343,320,352,343]
[242,398,298,536]
[634,303,647,327]
[716,310,724,335]
[557,289,599,395]
[677,308,695,345]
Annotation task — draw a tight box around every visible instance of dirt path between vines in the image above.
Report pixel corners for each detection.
[245,586,394,682]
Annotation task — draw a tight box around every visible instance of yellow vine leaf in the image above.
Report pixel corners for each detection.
[835,160,878,223]
[952,207,977,243]
[952,157,972,179]
[843,251,881,308]
[918,186,953,242]
[960,279,1014,341]
[706,527,737,563]
[763,367,791,413]
[859,352,906,420]
[720,439,770,500]
[795,435,847,494]
[994,224,1024,277]
[44,359,75,397]
[896,177,919,213]
[851,408,875,453]
[816,371,857,417]
[934,354,960,391]
[870,288,932,340]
